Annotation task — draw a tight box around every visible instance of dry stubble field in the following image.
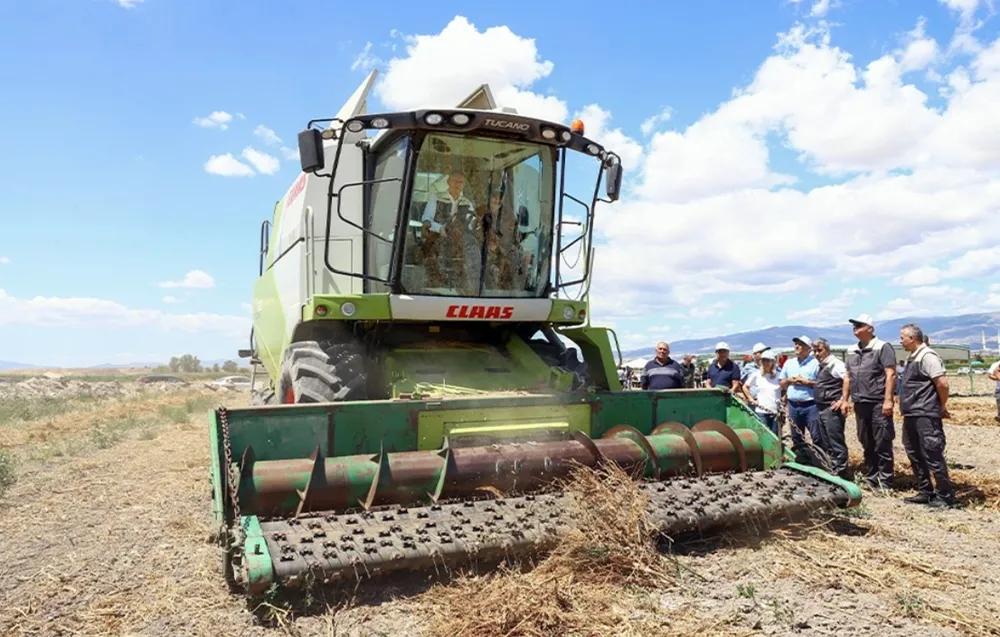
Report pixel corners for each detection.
[0,373,999,637]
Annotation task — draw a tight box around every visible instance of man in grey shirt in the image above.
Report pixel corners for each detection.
[898,323,955,507]
[844,313,898,490]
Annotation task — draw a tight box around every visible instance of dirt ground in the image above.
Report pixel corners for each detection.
[1,382,999,636]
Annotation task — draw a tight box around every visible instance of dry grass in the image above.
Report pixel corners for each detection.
[847,449,1000,511]
[422,462,736,637]
[765,523,1000,636]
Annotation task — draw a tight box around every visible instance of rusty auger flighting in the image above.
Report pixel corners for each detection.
[209,72,862,597]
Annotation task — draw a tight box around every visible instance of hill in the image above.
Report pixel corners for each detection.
[622,312,1000,358]
[0,361,37,370]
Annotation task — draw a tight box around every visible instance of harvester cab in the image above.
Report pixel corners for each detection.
[213,70,862,597]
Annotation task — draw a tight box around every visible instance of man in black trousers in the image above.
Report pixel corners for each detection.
[898,323,956,508]
[844,314,898,490]
[812,338,850,480]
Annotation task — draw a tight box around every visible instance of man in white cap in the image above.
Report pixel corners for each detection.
[741,342,770,397]
[779,336,827,456]
[844,313,898,490]
[706,342,741,393]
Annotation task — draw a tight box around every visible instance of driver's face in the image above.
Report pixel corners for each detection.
[448,174,465,194]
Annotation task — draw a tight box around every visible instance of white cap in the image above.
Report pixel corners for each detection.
[761,350,777,361]
[793,335,813,348]
[849,313,874,327]
[715,341,730,351]
[752,342,769,354]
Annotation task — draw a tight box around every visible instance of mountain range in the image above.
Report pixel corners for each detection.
[621,312,1000,359]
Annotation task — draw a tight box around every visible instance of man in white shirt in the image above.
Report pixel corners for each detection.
[989,359,1000,423]
[421,171,475,234]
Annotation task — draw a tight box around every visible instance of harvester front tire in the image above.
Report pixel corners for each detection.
[278,340,368,404]
[250,388,277,406]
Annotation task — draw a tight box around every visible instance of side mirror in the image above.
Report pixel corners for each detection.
[297,129,325,173]
[605,163,623,201]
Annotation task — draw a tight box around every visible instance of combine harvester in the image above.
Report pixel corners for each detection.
[210,71,862,596]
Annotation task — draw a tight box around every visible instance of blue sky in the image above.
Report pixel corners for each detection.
[1,0,999,366]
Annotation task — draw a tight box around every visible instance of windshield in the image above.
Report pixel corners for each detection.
[398,132,556,298]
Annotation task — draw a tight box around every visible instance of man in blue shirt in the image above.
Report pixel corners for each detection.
[779,336,829,456]
[706,342,741,393]
[640,342,686,390]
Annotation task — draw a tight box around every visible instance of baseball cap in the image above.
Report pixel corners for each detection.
[715,341,730,351]
[760,350,777,361]
[752,342,769,354]
[793,335,813,348]
[849,313,874,327]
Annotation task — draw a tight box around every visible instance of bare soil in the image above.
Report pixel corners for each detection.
[1,387,999,636]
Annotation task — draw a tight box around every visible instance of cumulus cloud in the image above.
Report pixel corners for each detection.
[374,16,568,122]
[204,153,255,177]
[158,270,215,289]
[572,104,644,172]
[640,108,673,136]
[253,125,282,146]
[588,20,1000,315]
[0,289,248,338]
[241,147,280,175]
[352,42,382,71]
[193,111,234,130]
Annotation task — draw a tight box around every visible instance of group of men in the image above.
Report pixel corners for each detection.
[638,313,958,508]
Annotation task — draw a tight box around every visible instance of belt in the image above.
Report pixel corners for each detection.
[787,399,816,406]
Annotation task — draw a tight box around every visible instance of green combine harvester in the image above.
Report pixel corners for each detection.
[211,71,862,596]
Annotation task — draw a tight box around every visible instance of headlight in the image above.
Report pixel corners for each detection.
[425,113,444,125]
[370,117,390,129]
[562,306,575,320]
[561,131,572,142]
[340,302,357,317]
[345,120,365,133]
[451,113,471,125]
[586,143,600,155]
[541,128,556,140]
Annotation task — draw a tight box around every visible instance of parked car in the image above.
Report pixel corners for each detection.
[210,376,252,388]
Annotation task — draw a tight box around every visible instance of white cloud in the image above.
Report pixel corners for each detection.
[193,111,234,130]
[573,104,643,172]
[375,16,568,122]
[162,296,181,304]
[0,289,247,338]
[352,42,382,71]
[241,147,280,175]
[204,153,255,177]
[640,108,673,136]
[158,270,215,289]
[810,0,834,18]
[0,256,9,264]
[280,146,298,161]
[938,0,994,23]
[115,0,146,7]
[584,20,1000,326]
[786,288,867,325]
[892,246,1000,286]
[253,125,282,147]
[899,17,940,72]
